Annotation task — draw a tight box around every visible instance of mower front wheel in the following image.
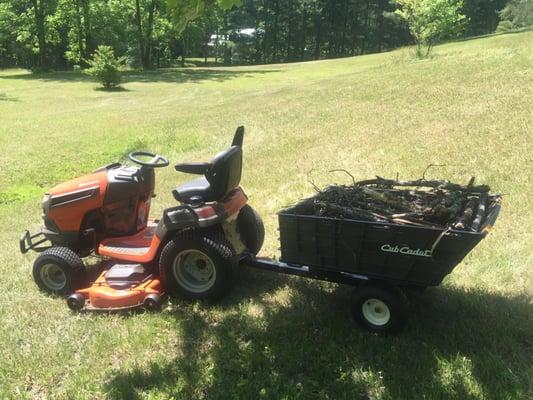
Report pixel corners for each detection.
[159,231,236,301]
[32,247,86,295]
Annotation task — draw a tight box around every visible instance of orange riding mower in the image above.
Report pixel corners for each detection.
[20,127,264,311]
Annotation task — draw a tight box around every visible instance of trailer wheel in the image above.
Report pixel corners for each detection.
[237,205,265,255]
[159,230,236,301]
[32,247,86,295]
[350,283,407,334]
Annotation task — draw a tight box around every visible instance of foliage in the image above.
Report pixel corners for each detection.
[462,0,508,36]
[166,0,241,34]
[0,0,521,69]
[86,45,123,88]
[496,0,533,31]
[394,0,467,57]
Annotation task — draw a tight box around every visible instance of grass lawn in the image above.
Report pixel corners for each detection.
[0,31,532,399]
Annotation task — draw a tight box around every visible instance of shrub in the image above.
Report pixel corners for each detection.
[86,45,123,89]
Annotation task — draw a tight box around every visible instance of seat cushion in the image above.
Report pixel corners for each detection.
[172,177,214,202]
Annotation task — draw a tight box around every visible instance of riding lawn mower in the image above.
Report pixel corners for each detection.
[20,127,264,311]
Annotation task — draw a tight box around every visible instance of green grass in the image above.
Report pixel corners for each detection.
[0,31,532,399]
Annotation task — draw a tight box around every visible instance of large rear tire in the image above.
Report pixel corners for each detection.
[32,247,86,295]
[159,230,236,301]
[237,205,265,256]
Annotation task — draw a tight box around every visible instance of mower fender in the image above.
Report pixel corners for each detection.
[155,205,199,240]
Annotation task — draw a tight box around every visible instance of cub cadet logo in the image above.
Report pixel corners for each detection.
[380,244,432,258]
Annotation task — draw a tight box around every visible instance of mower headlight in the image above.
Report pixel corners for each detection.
[42,194,52,214]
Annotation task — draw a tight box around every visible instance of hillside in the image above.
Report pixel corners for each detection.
[0,31,531,399]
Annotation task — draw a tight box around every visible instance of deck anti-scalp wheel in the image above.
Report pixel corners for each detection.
[159,230,236,301]
[32,247,86,295]
[66,293,85,311]
[350,283,408,334]
[143,293,163,311]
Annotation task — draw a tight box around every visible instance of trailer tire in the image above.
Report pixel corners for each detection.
[32,247,86,295]
[350,283,407,334]
[237,205,265,255]
[159,230,236,301]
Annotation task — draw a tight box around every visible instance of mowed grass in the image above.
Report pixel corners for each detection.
[0,31,532,399]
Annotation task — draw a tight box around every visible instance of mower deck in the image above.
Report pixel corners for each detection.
[67,262,164,311]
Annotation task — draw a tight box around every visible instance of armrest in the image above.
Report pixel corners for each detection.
[174,162,211,175]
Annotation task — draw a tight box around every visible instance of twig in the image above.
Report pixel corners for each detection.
[329,169,356,186]
[421,163,447,180]
[306,169,322,193]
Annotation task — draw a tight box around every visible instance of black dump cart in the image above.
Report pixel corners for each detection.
[245,196,501,333]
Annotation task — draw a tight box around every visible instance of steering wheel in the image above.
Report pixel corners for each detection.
[128,151,169,168]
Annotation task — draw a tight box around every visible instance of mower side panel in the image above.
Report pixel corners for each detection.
[47,170,108,232]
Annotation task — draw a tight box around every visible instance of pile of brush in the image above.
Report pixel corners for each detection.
[300,174,496,231]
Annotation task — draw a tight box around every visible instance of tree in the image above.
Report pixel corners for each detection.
[394,0,467,57]
[134,0,160,69]
[497,0,533,32]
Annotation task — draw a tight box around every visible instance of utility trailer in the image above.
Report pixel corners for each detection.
[244,196,501,333]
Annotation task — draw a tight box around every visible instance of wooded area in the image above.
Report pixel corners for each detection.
[0,0,520,69]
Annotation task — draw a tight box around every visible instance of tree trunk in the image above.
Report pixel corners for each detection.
[313,15,321,60]
[143,0,157,69]
[181,33,186,67]
[31,0,46,68]
[80,0,92,60]
[272,0,279,63]
[75,0,84,62]
[134,0,145,68]
[286,0,293,61]
[299,5,307,60]
[360,0,370,54]
[340,0,349,56]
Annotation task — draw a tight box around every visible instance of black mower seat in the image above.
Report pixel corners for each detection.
[173,177,214,203]
[173,127,244,204]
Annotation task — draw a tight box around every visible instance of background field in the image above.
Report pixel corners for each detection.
[0,31,532,399]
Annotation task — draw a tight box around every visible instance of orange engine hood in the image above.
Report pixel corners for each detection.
[45,170,108,232]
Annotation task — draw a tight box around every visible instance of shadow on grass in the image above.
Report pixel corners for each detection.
[0,68,279,85]
[104,268,532,400]
[94,86,131,92]
[0,92,17,101]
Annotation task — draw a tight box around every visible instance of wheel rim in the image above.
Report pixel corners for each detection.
[40,263,66,291]
[172,249,216,293]
[362,298,391,326]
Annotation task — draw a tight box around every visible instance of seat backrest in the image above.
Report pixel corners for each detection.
[205,146,242,200]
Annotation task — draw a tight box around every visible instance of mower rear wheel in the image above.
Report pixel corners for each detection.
[237,205,265,255]
[159,230,235,301]
[32,247,86,295]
